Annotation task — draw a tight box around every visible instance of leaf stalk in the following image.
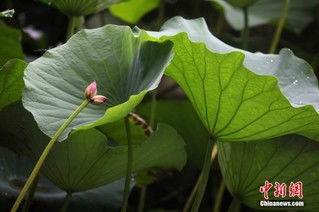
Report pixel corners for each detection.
[191,141,217,211]
[241,7,249,50]
[137,185,147,212]
[60,192,73,212]
[269,0,290,54]
[121,115,133,212]
[21,175,39,212]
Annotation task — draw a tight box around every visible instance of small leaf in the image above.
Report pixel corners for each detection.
[0,9,14,18]
[110,0,160,24]
[96,118,148,145]
[212,0,319,33]
[136,100,209,168]
[218,135,319,210]
[0,59,27,111]
[0,24,25,67]
[146,17,319,142]
[22,25,173,140]
[40,0,127,16]
[0,104,186,192]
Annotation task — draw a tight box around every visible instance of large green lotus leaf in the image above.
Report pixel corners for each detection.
[0,104,186,192]
[22,25,173,141]
[0,59,27,111]
[218,135,319,210]
[136,100,209,168]
[0,146,125,212]
[0,9,14,18]
[0,24,24,67]
[145,17,319,142]
[40,0,127,16]
[212,0,319,33]
[224,0,259,8]
[110,0,160,24]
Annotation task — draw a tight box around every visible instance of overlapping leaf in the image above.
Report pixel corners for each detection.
[145,17,319,142]
[110,0,160,24]
[23,25,173,140]
[0,59,27,111]
[224,0,259,8]
[40,0,127,16]
[0,103,186,192]
[0,24,24,67]
[96,117,148,145]
[218,135,319,210]
[137,100,209,168]
[212,0,319,33]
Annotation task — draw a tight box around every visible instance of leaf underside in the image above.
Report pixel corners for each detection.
[218,135,319,210]
[40,0,126,16]
[0,59,27,111]
[212,0,319,33]
[163,33,319,142]
[144,17,319,142]
[22,25,173,140]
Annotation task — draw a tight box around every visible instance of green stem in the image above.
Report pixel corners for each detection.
[215,14,225,36]
[183,142,218,212]
[11,99,90,212]
[156,0,165,30]
[60,192,73,212]
[183,173,203,212]
[190,141,218,212]
[269,0,290,54]
[241,7,249,50]
[21,175,39,212]
[66,16,76,40]
[149,90,157,129]
[99,12,106,26]
[227,198,241,212]
[121,116,133,212]
[137,186,147,212]
[213,180,225,212]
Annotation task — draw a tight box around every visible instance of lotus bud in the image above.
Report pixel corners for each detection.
[85,81,97,99]
[85,81,108,105]
[91,95,108,105]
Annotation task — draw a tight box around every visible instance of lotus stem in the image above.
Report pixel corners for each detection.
[213,180,225,212]
[183,172,203,212]
[228,198,241,212]
[183,141,217,212]
[269,0,290,54]
[156,0,165,30]
[66,16,76,40]
[149,90,158,129]
[60,192,73,212]
[21,175,39,212]
[66,16,84,40]
[241,7,249,50]
[137,186,147,212]
[191,141,217,211]
[121,115,133,212]
[10,99,90,212]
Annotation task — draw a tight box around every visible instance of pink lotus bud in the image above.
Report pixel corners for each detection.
[91,95,108,105]
[85,81,97,99]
